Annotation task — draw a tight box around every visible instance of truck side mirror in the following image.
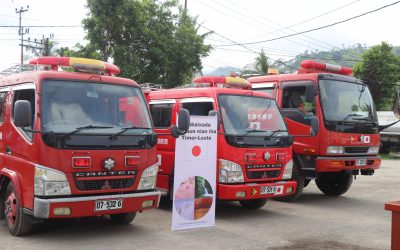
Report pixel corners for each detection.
[208,110,220,129]
[305,85,315,103]
[14,100,32,127]
[309,115,319,136]
[171,108,190,138]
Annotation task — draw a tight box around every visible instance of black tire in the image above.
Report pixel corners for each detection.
[274,163,304,202]
[315,171,353,196]
[4,182,32,236]
[0,183,6,220]
[303,179,311,188]
[110,212,136,224]
[239,199,267,209]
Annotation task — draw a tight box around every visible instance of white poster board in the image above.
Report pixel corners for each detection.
[171,115,217,231]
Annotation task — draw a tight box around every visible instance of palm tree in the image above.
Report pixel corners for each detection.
[255,49,269,74]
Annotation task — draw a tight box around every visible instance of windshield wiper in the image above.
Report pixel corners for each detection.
[342,113,363,123]
[63,125,114,138]
[353,117,379,126]
[241,128,268,136]
[269,129,288,137]
[241,128,288,137]
[109,125,152,140]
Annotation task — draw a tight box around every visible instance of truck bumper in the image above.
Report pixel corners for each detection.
[33,191,161,219]
[218,181,297,200]
[156,173,170,196]
[316,156,381,172]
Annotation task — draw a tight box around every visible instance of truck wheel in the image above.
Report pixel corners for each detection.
[274,163,304,202]
[4,183,32,236]
[239,199,267,209]
[315,172,353,196]
[303,179,311,188]
[110,212,136,224]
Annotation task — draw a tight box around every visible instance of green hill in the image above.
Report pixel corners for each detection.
[275,44,400,73]
[203,66,241,76]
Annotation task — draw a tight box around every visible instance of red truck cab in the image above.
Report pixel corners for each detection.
[148,76,297,209]
[0,57,165,236]
[248,60,381,201]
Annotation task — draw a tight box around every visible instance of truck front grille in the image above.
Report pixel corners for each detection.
[246,170,281,179]
[74,178,135,191]
[344,146,369,154]
[245,164,282,180]
[73,171,137,191]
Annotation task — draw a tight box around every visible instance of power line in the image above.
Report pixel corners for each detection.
[206,37,300,53]
[198,0,330,52]
[221,0,335,50]
[228,0,360,55]
[209,39,303,55]
[218,1,400,47]
[197,22,297,70]
[211,46,363,62]
[273,0,361,33]
[203,0,363,64]
[0,25,81,28]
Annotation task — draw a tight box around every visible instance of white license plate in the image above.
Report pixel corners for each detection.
[260,186,277,195]
[95,199,123,211]
[356,159,367,166]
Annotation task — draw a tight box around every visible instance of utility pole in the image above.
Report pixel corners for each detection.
[184,0,187,11]
[16,6,29,67]
[25,33,54,56]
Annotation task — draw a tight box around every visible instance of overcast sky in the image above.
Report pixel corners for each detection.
[0,0,399,72]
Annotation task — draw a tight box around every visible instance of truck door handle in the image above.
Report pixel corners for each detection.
[5,146,11,155]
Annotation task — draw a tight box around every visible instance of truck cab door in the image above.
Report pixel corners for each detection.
[280,81,319,156]
[10,87,36,157]
[149,99,176,194]
[0,89,10,166]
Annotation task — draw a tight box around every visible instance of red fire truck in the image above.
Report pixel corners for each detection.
[0,57,189,236]
[147,76,302,209]
[248,60,381,201]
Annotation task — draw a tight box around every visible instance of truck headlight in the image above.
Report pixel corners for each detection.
[138,163,159,190]
[34,165,71,196]
[327,146,344,155]
[367,146,379,155]
[282,159,293,180]
[219,159,244,183]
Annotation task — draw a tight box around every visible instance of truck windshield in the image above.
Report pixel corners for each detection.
[319,79,378,124]
[41,80,152,135]
[218,94,287,136]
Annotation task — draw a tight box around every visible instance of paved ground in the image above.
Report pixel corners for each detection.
[0,159,399,250]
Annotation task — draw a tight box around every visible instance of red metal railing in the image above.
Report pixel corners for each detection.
[385,200,400,250]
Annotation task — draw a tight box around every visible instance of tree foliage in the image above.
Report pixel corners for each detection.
[240,49,269,78]
[82,0,211,87]
[57,43,101,59]
[255,49,269,74]
[353,42,400,110]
